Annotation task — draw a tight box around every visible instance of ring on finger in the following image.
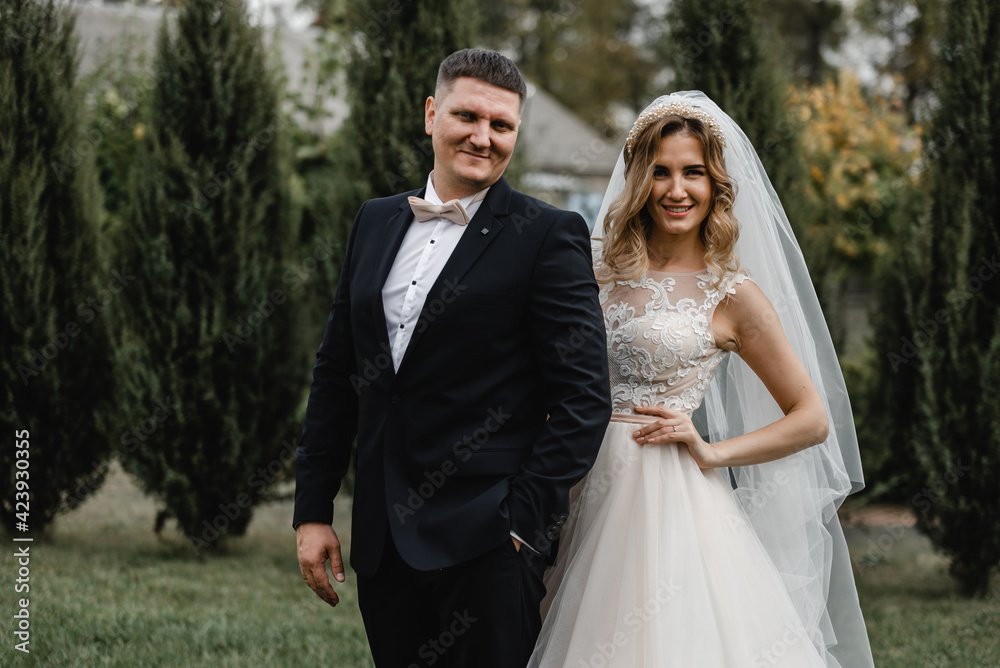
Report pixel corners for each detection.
[672,425,677,433]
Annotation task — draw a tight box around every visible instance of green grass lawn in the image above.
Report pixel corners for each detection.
[1,467,997,667]
[0,466,372,667]
[846,516,1000,667]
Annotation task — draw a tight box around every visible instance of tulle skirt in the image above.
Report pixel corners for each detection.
[528,419,827,667]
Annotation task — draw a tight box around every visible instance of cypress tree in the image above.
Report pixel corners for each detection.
[0,0,115,534]
[343,0,479,199]
[876,0,1000,596]
[115,0,306,551]
[860,188,929,497]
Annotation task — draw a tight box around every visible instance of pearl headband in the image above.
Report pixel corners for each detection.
[624,101,727,157]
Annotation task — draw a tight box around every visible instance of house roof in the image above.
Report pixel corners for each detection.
[520,85,621,177]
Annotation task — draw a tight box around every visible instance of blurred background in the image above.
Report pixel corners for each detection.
[1,0,998,665]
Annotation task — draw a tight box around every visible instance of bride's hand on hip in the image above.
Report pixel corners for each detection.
[632,406,719,469]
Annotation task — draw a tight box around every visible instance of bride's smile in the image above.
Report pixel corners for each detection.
[645,132,712,239]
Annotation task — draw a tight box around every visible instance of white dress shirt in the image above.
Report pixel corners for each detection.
[381,173,534,554]
[382,173,488,371]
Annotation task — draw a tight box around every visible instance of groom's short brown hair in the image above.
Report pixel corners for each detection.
[436,48,527,108]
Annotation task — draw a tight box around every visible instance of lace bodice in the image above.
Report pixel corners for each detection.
[594,243,748,415]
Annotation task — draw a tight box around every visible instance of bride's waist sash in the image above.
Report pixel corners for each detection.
[609,412,661,426]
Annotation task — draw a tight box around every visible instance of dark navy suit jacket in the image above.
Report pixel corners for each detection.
[293,176,611,577]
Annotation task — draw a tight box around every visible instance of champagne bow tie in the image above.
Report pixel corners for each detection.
[408,190,487,226]
[408,196,472,226]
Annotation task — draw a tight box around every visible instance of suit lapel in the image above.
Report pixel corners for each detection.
[371,191,422,354]
[396,178,512,372]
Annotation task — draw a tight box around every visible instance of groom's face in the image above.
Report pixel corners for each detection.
[424,76,521,201]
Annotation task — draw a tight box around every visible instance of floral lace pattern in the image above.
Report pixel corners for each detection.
[594,242,748,415]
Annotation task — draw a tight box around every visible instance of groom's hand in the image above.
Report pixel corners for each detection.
[297,522,345,607]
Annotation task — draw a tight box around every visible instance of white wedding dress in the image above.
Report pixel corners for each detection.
[528,261,827,667]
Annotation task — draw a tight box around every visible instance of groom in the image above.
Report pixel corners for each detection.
[294,48,611,667]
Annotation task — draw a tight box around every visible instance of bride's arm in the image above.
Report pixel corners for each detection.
[633,279,829,468]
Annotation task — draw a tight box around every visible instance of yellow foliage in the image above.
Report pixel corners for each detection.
[834,234,859,259]
[811,164,824,184]
[788,72,922,266]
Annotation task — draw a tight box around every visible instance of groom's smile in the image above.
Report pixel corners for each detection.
[424,76,521,202]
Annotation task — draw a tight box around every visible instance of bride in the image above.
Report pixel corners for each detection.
[529,93,874,667]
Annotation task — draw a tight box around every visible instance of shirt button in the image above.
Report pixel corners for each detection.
[399,324,405,329]
[411,281,417,285]
[430,240,436,244]
[390,395,401,405]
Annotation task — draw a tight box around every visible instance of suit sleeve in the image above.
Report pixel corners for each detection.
[292,203,366,528]
[505,210,612,554]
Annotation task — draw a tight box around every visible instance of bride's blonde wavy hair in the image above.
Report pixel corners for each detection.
[599,114,741,289]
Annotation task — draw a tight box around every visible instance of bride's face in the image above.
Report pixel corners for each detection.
[644,132,713,241]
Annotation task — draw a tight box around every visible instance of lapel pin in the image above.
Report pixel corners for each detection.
[480,228,489,235]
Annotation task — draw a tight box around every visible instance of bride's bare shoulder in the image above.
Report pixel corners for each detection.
[713,277,781,354]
